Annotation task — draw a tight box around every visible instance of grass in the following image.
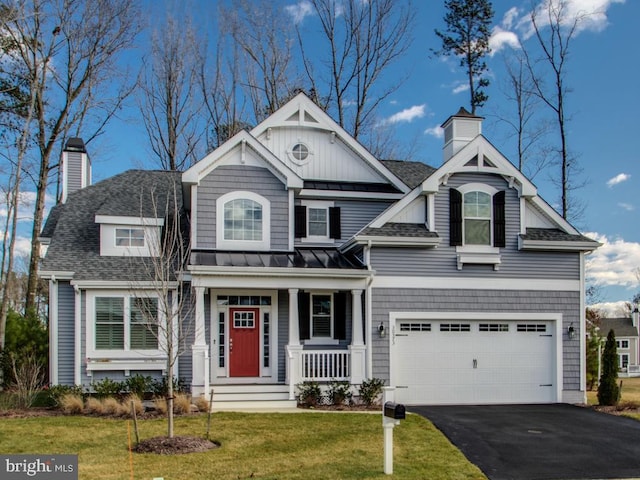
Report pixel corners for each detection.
[586,376,640,405]
[0,412,486,480]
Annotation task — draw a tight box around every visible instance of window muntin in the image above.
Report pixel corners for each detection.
[233,311,256,328]
[292,143,309,161]
[224,198,263,241]
[463,191,491,245]
[130,297,159,349]
[617,340,630,349]
[308,208,328,236]
[619,354,629,369]
[95,297,124,349]
[115,228,145,247]
[311,294,332,338]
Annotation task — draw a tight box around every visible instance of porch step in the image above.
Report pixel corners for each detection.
[210,384,298,411]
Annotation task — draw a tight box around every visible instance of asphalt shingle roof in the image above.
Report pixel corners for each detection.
[380,160,436,189]
[600,318,638,338]
[41,170,184,281]
[520,228,596,243]
[359,223,439,238]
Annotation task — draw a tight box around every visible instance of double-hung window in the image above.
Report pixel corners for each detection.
[449,184,505,248]
[311,294,332,338]
[295,201,341,242]
[463,191,491,245]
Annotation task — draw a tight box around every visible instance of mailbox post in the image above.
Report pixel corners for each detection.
[382,387,405,475]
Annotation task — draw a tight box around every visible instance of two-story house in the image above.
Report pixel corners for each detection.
[39,93,599,408]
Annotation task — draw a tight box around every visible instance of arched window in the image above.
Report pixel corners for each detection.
[216,191,271,250]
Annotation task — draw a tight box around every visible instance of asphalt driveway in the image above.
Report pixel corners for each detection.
[412,404,640,480]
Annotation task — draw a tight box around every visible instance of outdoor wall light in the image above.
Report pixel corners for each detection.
[378,322,386,338]
[567,323,576,340]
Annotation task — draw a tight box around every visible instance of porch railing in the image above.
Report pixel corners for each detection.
[300,350,350,381]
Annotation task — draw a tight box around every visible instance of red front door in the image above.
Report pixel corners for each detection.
[229,307,260,377]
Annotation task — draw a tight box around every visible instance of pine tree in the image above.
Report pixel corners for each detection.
[434,0,494,114]
[597,329,619,406]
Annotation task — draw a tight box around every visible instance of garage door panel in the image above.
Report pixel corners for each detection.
[393,319,556,405]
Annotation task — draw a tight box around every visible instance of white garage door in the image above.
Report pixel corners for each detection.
[392,319,557,405]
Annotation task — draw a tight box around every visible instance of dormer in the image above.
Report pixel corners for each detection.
[441,107,483,163]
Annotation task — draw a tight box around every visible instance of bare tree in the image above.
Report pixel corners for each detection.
[521,0,582,220]
[138,12,204,171]
[129,178,194,439]
[1,0,142,313]
[222,0,300,123]
[297,0,414,143]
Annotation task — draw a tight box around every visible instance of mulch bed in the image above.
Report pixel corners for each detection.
[133,436,219,455]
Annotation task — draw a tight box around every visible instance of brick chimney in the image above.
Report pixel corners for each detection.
[441,107,483,162]
[60,138,91,203]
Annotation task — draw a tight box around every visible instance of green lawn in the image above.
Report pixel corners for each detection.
[586,376,640,405]
[0,411,486,480]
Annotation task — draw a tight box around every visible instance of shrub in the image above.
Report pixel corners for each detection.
[358,378,385,407]
[296,381,322,407]
[328,380,352,406]
[124,375,153,398]
[194,395,210,413]
[84,397,105,415]
[91,378,124,398]
[154,397,167,415]
[44,385,84,408]
[125,394,144,416]
[102,397,123,416]
[598,329,620,406]
[173,393,191,414]
[60,394,84,414]
[150,376,187,397]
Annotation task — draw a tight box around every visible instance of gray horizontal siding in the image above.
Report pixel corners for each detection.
[57,281,75,386]
[370,288,581,391]
[196,165,289,250]
[335,199,393,241]
[371,172,581,280]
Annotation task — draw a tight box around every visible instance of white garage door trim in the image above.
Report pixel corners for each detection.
[389,312,563,405]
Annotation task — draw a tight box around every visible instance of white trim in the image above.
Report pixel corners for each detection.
[372,275,580,291]
[191,274,368,291]
[216,191,271,251]
[49,279,59,384]
[191,185,198,249]
[301,199,334,243]
[71,280,179,289]
[580,252,587,395]
[427,193,436,232]
[95,215,164,226]
[388,311,563,404]
[352,236,440,248]
[74,286,81,385]
[519,238,601,252]
[368,188,423,229]
[39,271,75,280]
[288,189,295,251]
[298,189,404,201]
[457,182,498,195]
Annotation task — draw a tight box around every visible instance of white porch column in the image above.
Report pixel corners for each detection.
[191,286,210,400]
[286,288,303,400]
[349,289,366,385]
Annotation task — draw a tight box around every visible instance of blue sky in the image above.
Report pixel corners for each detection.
[7,0,638,313]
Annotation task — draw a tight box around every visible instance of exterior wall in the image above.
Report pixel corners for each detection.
[57,281,76,386]
[195,165,289,250]
[335,199,393,242]
[370,288,581,391]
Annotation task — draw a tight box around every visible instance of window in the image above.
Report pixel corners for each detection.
[224,198,262,241]
[93,295,160,351]
[440,323,471,332]
[233,311,255,328]
[479,323,509,332]
[95,297,124,349]
[130,298,159,349]
[312,294,332,338]
[517,324,547,332]
[291,143,309,162]
[619,354,630,370]
[295,201,341,241]
[399,322,431,332]
[617,340,630,349]
[216,191,271,250]
[115,228,145,247]
[463,191,491,245]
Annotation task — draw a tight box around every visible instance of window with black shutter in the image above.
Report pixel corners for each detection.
[493,190,506,247]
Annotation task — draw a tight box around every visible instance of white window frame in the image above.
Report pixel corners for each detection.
[115,227,145,248]
[306,292,339,345]
[619,353,630,370]
[301,200,334,244]
[617,339,630,349]
[216,191,271,250]
[459,183,497,247]
[86,290,165,362]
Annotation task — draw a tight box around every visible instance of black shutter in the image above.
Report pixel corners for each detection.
[298,291,310,340]
[329,207,341,239]
[333,291,346,340]
[493,190,506,248]
[449,189,462,246]
[295,205,307,238]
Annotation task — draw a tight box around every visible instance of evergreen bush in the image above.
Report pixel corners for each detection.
[597,329,620,406]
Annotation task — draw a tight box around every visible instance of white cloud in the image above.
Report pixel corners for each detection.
[489,27,521,55]
[606,172,630,187]
[502,7,521,30]
[589,300,631,317]
[285,1,314,24]
[424,126,444,139]
[518,0,625,40]
[452,82,468,94]
[0,190,54,224]
[618,202,635,211]
[384,104,426,125]
[585,232,640,289]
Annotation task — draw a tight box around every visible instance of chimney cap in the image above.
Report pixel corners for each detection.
[441,107,484,127]
[64,137,86,153]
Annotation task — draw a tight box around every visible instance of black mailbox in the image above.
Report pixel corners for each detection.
[384,401,406,420]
